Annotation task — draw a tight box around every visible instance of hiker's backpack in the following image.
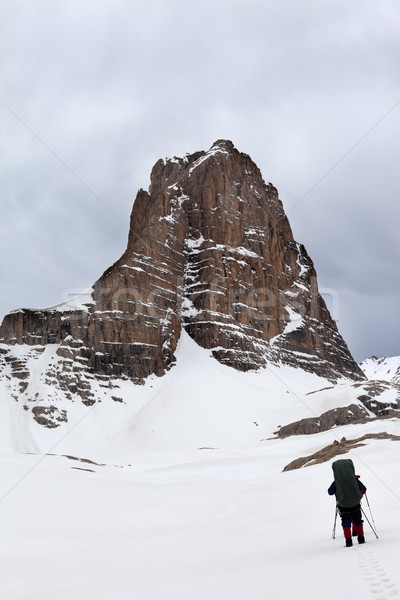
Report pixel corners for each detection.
[332,459,363,508]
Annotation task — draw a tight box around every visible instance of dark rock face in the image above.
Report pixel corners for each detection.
[0,140,364,396]
[32,405,68,428]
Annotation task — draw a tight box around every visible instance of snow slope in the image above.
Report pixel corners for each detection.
[2,330,391,458]
[0,330,347,457]
[1,332,400,599]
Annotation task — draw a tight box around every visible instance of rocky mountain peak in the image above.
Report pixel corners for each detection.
[0,140,364,405]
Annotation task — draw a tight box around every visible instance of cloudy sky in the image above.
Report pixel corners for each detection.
[1,0,399,362]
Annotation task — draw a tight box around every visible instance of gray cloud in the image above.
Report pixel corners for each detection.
[1,0,399,362]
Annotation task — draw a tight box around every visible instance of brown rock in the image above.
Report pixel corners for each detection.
[275,404,369,437]
[283,432,400,471]
[31,405,68,428]
[0,140,364,397]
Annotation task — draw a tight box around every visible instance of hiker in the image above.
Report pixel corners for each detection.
[328,458,367,547]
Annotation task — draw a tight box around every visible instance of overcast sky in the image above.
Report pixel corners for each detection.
[1,0,399,362]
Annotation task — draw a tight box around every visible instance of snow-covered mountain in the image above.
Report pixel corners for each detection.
[0,138,398,459]
[0,139,369,445]
[0,141,363,396]
[360,355,400,385]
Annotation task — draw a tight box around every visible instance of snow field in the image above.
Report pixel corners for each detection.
[1,437,400,600]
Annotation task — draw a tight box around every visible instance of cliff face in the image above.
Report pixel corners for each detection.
[0,140,364,403]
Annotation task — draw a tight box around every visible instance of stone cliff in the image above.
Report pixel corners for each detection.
[0,140,364,402]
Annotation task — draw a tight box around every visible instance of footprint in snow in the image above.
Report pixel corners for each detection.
[355,548,398,599]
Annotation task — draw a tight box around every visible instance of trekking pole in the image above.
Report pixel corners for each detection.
[361,505,379,539]
[365,493,378,535]
[331,504,338,539]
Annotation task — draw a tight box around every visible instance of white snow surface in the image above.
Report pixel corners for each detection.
[1,331,400,599]
[188,143,230,176]
[270,305,304,344]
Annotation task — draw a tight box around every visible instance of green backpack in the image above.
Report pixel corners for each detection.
[332,459,363,508]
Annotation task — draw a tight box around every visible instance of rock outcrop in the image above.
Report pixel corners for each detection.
[0,140,364,401]
[283,433,400,471]
[275,379,400,438]
[275,404,370,438]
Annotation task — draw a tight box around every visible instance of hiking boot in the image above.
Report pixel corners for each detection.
[345,538,353,547]
[357,535,365,544]
[352,530,357,536]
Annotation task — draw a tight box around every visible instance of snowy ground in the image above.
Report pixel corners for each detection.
[1,440,400,600]
[1,333,400,599]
